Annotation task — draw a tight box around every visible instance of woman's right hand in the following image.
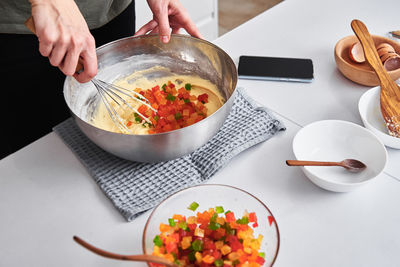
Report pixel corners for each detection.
[29,0,97,83]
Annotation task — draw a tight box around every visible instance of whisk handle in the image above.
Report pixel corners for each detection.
[24,16,84,73]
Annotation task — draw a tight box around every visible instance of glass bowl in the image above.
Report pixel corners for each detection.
[142,184,280,266]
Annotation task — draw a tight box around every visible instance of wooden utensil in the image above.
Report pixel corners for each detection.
[390,30,400,39]
[73,236,178,267]
[351,19,400,138]
[286,159,366,172]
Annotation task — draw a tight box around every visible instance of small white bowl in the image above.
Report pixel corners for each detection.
[358,86,400,149]
[292,120,387,192]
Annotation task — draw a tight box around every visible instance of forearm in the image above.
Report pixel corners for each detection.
[28,0,97,82]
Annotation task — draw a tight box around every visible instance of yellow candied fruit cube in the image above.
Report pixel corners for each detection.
[216,216,225,225]
[237,229,254,240]
[250,240,261,251]
[181,236,192,250]
[250,234,264,251]
[153,246,161,255]
[221,245,232,255]
[257,234,264,242]
[195,252,202,263]
[228,252,240,261]
[224,260,233,266]
[243,238,251,248]
[208,208,215,215]
[215,241,224,250]
[187,216,196,224]
[203,255,215,264]
[194,227,205,237]
[244,247,252,254]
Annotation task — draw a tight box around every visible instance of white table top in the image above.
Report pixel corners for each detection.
[1,0,400,266]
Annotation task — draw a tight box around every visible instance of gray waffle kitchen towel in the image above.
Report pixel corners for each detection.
[53,87,285,221]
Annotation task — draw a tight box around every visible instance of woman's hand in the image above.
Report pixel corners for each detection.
[135,0,203,43]
[29,0,97,83]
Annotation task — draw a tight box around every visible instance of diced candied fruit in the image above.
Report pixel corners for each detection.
[151,205,266,267]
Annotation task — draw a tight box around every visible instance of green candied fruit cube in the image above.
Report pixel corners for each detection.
[153,235,163,247]
[168,218,176,226]
[215,206,224,213]
[188,201,199,211]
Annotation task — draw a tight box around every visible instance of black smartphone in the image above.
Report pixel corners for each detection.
[238,55,314,83]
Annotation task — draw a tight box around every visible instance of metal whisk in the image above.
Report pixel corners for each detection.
[25,17,157,134]
[92,79,157,134]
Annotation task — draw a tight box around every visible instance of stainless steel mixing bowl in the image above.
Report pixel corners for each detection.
[64,34,237,162]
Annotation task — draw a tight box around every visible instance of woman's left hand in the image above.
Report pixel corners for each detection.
[135,0,203,43]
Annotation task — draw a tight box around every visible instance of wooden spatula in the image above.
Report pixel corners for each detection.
[351,19,400,138]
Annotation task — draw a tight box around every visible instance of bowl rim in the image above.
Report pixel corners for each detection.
[65,34,238,137]
[141,183,280,266]
[292,119,388,186]
[334,34,400,75]
[358,86,400,147]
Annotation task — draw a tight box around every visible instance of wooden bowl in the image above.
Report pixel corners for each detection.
[334,35,400,86]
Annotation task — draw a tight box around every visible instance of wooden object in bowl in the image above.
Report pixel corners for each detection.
[334,35,400,86]
[351,19,400,137]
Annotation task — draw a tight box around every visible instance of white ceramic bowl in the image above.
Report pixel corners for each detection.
[292,120,387,192]
[358,86,400,149]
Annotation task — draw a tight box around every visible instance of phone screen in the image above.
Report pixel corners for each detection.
[238,55,314,82]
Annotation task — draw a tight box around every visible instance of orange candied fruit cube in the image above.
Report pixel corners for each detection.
[159,223,171,232]
[215,241,224,250]
[194,227,205,237]
[172,214,184,221]
[138,104,148,114]
[167,114,175,122]
[195,252,202,263]
[182,109,190,117]
[216,216,225,225]
[244,247,252,254]
[221,245,232,255]
[180,236,192,250]
[187,216,196,224]
[249,262,261,267]
[151,103,159,110]
[178,87,186,94]
[202,255,215,264]
[228,252,240,261]
[164,253,175,263]
[196,210,211,224]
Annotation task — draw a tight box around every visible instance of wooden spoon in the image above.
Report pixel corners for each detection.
[286,159,366,172]
[73,236,178,267]
[351,19,400,138]
[389,30,400,39]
